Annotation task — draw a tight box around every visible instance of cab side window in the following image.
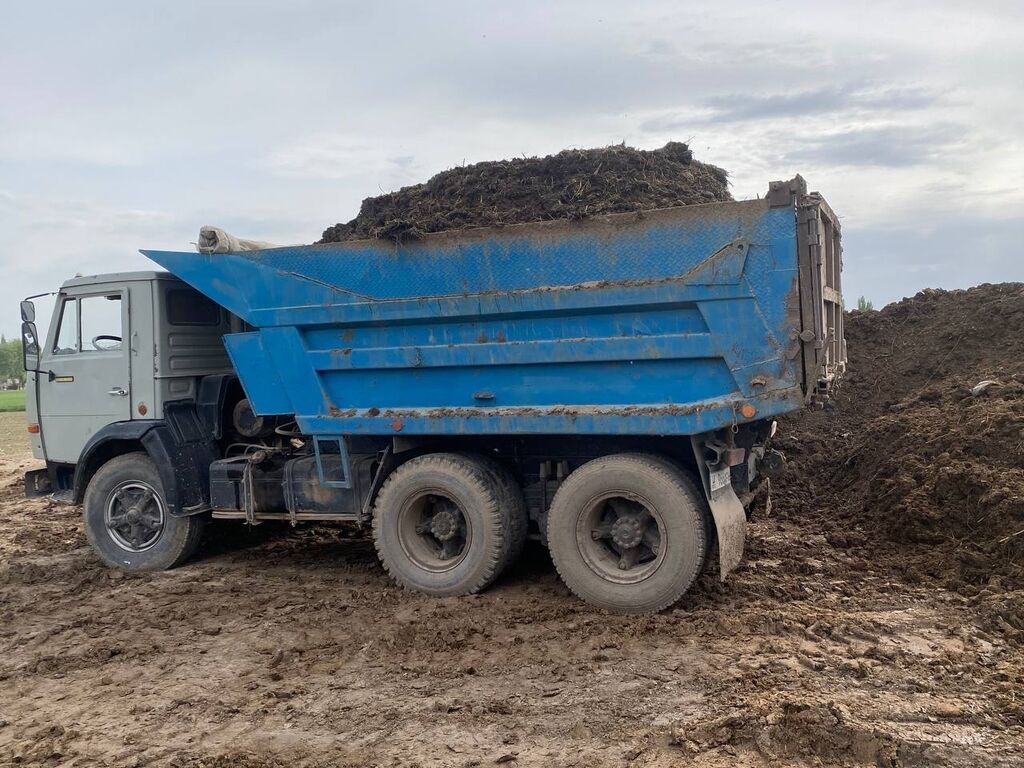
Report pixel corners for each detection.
[51,294,123,354]
[52,298,78,355]
[80,294,123,352]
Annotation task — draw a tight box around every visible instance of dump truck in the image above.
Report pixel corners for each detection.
[19,176,845,613]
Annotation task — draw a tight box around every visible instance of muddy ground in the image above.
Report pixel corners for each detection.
[1,396,1022,767]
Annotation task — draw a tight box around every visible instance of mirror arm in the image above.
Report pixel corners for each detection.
[21,363,54,378]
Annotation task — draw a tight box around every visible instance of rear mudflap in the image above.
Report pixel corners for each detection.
[705,486,746,580]
[690,434,747,580]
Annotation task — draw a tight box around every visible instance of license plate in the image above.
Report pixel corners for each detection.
[709,467,731,495]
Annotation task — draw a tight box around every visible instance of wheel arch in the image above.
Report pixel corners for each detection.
[73,422,156,504]
[73,421,196,516]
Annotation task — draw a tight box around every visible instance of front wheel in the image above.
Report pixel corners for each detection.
[546,453,709,614]
[83,453,204,571]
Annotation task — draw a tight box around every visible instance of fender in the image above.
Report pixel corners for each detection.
[73,419,215,517]
[74,420,165,505]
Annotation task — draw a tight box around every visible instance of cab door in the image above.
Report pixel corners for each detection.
[37,285,132,463]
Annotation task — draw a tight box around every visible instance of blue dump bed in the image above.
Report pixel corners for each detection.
[143,179,845,440]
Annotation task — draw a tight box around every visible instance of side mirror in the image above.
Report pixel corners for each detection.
[20,300,35,323]
[22,321,40,371]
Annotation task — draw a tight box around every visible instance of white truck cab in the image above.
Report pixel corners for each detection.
[20,270,244,574]
[20,270,252,570]
[25,271,234,467]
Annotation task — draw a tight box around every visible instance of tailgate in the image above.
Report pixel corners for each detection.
[772,177,847,400]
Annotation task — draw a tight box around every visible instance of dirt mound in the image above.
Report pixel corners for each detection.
[841,283,1024,414]
[318,142,731,243]
[773,283,1024,587]
[839,380,1024,579]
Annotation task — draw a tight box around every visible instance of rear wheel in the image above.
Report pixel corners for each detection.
[468,454,528,573]
[372,453,516,596]
[83,453,204,571]
[546,453,709,614]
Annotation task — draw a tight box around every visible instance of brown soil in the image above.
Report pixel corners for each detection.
[773,284,1024,590]
[2,405,1023,766]
[318,142,731,243]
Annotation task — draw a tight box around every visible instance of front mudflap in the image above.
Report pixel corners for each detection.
[24,468,52,498]
[690,434,747,580]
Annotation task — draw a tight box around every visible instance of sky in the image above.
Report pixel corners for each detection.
[2,1,1023,339]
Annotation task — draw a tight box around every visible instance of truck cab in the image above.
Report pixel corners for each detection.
[21,272,242,573]
[24,271,234,468]
[20,269,378,575]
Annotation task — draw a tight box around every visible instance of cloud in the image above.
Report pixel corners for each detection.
[780,123,963,168]
[0,191,188,338]
[704,84,940,123]
[640,84,943,133]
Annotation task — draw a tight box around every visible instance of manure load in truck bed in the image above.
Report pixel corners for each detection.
[318,142,732,244]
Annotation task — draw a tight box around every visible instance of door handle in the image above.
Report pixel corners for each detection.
[108,387,128,397]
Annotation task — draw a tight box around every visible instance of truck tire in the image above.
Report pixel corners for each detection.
[546,453,709,614]
[83,452,205,572]
[465,453,529,574]
[372,453,515,597]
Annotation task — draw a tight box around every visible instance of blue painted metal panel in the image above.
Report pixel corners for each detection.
[142,198,806,437]
[222,332,292,415]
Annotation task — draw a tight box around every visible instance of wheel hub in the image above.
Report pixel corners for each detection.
[401,492,471,572]
[105,482,165,553]
[579,494,665,585]
[611,516,643,549]
[430,507,459,542]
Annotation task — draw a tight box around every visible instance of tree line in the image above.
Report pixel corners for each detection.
[0,336,26,387]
